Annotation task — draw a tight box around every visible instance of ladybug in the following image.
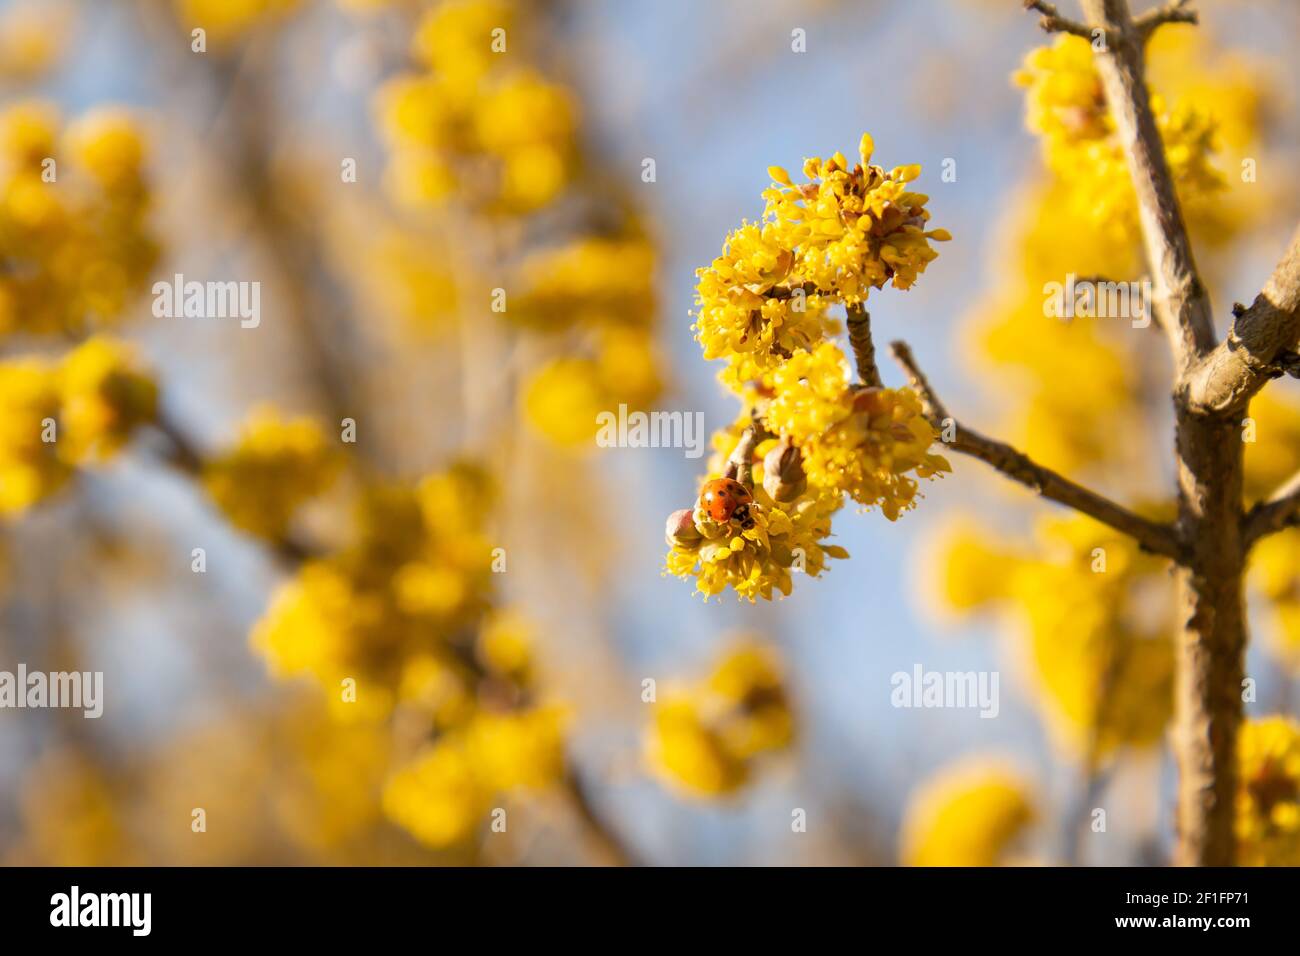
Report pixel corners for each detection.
[700,477,755,529]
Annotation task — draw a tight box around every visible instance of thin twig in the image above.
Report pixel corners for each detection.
[889,341,1181,559]
[148,413,318,565]
[1023,0,1096,39]
[845,304,882,387]
[564,768,639,866]
[1133,0,1197,44]
[1243,468,1300,548]
[723,417,769,488]
[1076,0,1213,373]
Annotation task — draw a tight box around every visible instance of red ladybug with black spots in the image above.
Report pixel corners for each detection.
[700,477,755,530]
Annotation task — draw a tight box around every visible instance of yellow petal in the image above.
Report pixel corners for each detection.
[767,165,792,186]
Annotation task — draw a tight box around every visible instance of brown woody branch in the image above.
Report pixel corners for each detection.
[845,304,883,387]
[722,417,770,488]
[1184,225,1300,417]
[1080,0,1214,373]
[148,413,320,566]
[1073,0,1243,867]
[1243,469,1300,548]
[1023,1,1096,39]
[1134,0,1197,44]
[889,341,1181,558]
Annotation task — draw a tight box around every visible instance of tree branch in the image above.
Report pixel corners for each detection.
[889,340,1181,559]
[1184,225,1300,417]
[1023,1,1096,39]
[1243,468,1300,548]
[1133,0,1197,45]
[564,767,639,866]
[845,304,882,387]
[722,417,768,488]
[1077,0,1214,372]
[148,411,319,565]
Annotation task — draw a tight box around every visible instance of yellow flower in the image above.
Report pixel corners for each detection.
[1236,717,1300,866]
[938,513,1174,756]
[381,703,567,848]
[477,607,534,682]
[1016,35,1225,241]
[376,0,576,214]
[648,641,793,796]
[63,108,145,188]
[250,467,498,722]
[468,705,567,791]
[693,136,948,384]
[649,697,750,796]
[382,738,488,848]
[522,357,607,447]
[901,760,1035,866]
[202,407,342,540]
[56,337,156,462]
[0,101,157,335]
[764,342,950,516]
[0,357,68,514]
[664,480,846,602]
[1249,529,1300,671]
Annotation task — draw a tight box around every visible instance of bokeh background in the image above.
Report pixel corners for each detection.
[1,0,1299,866]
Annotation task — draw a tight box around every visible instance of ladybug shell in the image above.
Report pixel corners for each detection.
[700,478,753,523]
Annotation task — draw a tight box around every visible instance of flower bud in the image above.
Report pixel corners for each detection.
[762,436,807,502]
[665,508,702,548]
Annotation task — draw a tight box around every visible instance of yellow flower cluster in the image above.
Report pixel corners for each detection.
[249,462,567,846]
[969,181,1142,475]
[648,642,794,796]
[0,102,157,336]
[670,137,949,600]
[1236,717,1300,866]
[901,759,1036,866]
[252,468,493,701]
[0,337,156,515]
[383,704,566,848]
[695,133,949,383]
[1243,393,1300,670]
[974,30,1272,478]
[940,514,1174,755]
[519,236,662,446]
[1016,35,1223,241]
[664,429,847,601]
[764,343,949,516]
[202,407,343,540]
[376,0,575,213]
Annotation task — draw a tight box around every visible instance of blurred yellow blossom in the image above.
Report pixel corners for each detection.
[0,101,156,336]
[202,407,342,540]
[57,337,157,462]
[649,641,793,796]
[0,357,67,514]
[938,514,1174,755]
[1236,717,1300,866]
[901,759,1035,866]
[376,0,575,213]
[0,338,156,513]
